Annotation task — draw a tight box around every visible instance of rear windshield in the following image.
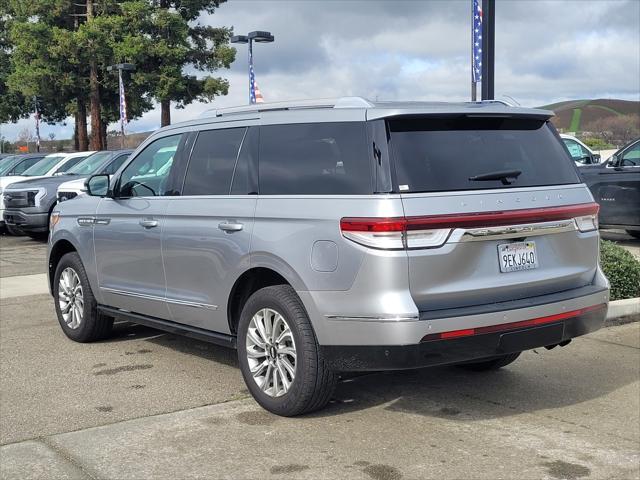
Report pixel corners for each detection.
[388,117,580,193]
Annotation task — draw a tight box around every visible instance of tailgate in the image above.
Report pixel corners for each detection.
[401,185,599,312]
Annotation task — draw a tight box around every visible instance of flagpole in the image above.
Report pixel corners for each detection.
[248,39,254,104]
[119,69,125,149]
[471,0,476,101]
[33,96,40,153]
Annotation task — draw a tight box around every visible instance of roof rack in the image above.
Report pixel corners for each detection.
[200,96,375,118]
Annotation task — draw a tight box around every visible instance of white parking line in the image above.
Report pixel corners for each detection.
[0,274,49,299]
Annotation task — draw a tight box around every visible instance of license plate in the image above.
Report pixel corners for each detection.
[498,241,538,273]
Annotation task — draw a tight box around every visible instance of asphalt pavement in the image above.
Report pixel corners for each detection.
[0,233,639,480]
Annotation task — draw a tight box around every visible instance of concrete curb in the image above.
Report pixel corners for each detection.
[606,297,640,320]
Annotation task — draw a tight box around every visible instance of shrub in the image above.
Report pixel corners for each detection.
[600,240,640,301]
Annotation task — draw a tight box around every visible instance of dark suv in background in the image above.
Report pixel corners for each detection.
[580,138,640,238]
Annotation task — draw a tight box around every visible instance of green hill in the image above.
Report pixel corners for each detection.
[539,99,639,133]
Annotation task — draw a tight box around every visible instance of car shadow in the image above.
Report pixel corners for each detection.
[108,321,238,368]
[105,322,636,421]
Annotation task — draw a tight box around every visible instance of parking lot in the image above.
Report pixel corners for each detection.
[1,233,639,480]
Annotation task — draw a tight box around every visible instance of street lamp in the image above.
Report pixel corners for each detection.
[231,31,274,104]
[107,63,136,148]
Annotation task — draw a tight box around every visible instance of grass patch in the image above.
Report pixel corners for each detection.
[569,108,582,132]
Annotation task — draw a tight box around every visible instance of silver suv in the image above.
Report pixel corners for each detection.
[48,98,609,416]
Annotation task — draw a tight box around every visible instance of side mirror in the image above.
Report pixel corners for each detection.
[592,153,601,163]
[86,174,110,197]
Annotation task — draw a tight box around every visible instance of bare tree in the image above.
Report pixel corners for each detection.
[16,127,35,143]
[585,114,640,147]
[48,132,56,141]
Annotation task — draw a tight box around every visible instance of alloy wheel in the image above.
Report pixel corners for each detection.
[58,267,84,329]
[245,308,297,397]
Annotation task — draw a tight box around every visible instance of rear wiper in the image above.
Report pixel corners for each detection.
[469,169,521,185]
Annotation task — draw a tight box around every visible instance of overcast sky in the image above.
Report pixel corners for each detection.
[2,0,639,142]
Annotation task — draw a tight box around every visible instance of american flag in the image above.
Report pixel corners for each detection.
[118,70,128,130]
[249,45,257,104]
[249,43,266,104]
[472,0,483,83]
[254,82,264,103]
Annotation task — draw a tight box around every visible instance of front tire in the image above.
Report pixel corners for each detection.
[237,285,337,416]
[53,252,113,342]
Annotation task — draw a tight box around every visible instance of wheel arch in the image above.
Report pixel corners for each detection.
[227,266,301,335]
[48,238,79,293]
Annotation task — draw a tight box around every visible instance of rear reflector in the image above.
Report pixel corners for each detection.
[340,202,600,249]
[421,303,606,342]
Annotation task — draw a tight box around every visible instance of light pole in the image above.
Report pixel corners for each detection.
[107,63,136,148]
[231,31,274,104]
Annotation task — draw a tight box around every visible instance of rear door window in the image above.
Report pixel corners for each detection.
[182,128,246,195]
[259,122,371,195]
[389,117,580,192]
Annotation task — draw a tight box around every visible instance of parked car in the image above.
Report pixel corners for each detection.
[48,98,609,416]
[560,134,601,166]
[57,152,132,203]
[580,138,640,238]
[0,154,46,230]
[2,150,132,237]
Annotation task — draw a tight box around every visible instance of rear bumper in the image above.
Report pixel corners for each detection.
[321,303,607,371]
[3,209,48,232]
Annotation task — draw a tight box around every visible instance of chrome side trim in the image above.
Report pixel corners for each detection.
[325,314,419,322]
[458,219,576,242]
[101,288,218,311]
[166,298,218,311]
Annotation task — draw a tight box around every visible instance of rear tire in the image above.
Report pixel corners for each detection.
[53,252,113,342]
[626,230,640,240]
[237,285,337,416]
[457,352,521,371]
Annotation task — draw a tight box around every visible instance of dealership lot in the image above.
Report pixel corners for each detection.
[1,234,639,479]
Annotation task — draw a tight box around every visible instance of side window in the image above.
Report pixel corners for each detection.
[563,139,589,162]
[621,144,640,167]
[54,157,86,174]
[231,126,259,195]
[102,154,130,175]
[259,122,371,195]
[118,135,182,197]
[182,128,245,195]
[13,157,43,174]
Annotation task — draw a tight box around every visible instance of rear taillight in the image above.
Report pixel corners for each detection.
[340,218,451,250]
[341,202,600,250]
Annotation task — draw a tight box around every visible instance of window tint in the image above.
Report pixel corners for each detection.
[102,153,130,175]
[12,156,44,175]
[231,126,258,195]
[183,128,246,195]
[621,143,640,167]
[54,156,87,174]
[563,139,590,162]
[68,151,113,175]
[389,117,580,193]
[259,122,371,195]
[118,135,182,197]
[22,155,64,176]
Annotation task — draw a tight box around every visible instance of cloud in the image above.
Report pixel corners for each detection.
[2,0,638,141]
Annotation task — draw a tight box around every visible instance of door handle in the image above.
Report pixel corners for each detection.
[139,219,158,229]
[218,221,244,232]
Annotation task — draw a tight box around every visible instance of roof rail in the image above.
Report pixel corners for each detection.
[475,99,512,107]
[199,96,374,118]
